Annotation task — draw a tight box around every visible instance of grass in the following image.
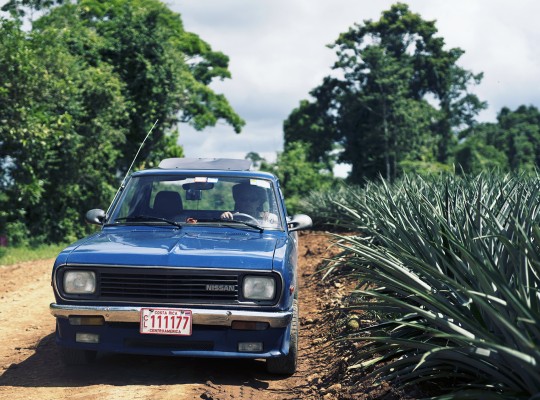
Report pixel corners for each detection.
[306,172,540,399]
[0,243,66,266]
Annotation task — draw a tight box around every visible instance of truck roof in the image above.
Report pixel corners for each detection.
[158,158,252,171]
[133,158,277,181]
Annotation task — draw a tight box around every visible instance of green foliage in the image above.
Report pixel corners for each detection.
[299,184,360,230]
[455,133,508,175]
[398,160,454,177]
[0,17,130,242]
[4,221,31,247]
[284,3,485,183]
[245,152,265,170]
[0,242,68,266]
[256,142,338,215]
[34,0,245,170]
[0,0,243,244]
[283,94,339,171]
[458,106,540,174]
[1,0,66,18]
[318,173,540,398]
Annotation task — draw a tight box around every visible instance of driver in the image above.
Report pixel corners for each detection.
[221,183,278,226]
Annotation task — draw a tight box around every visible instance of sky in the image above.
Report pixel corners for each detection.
[2,1,539,173]
[171,0,540,173]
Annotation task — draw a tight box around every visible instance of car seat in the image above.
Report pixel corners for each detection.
[232,184,266,212]
[153,191,183,219]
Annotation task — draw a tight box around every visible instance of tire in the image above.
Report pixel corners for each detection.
[266,300,298,375]
[59,347,97,365]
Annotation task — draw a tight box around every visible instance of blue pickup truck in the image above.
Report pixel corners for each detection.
[50,158,312,374]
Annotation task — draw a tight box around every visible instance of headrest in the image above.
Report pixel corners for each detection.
[153,191,183,212]
[232,184,266,203]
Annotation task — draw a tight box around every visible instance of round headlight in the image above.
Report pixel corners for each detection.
[243,276,276,300]
[63,271,96,294]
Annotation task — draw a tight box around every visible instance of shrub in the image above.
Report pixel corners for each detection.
[5,220,30,247]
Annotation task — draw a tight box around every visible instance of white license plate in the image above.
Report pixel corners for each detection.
[140,308,192,336]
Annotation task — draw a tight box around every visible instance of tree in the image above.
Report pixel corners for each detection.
[494,106,540,171]
[283,79,340,172]
[456,105,540,174]
[245,152,265,170]
[258,142,336,214]
[0,17,130,243]
[337,45,439,181]
[1,0,66,19]
[454,131,508,175]
[0,0,244,243]
[284,3,485,183]
[33,0,245,170]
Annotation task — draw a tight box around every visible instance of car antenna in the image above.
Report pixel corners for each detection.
[122,119,159,186]
[105,119,159,218]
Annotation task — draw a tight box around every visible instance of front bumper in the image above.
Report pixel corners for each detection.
[50,303,293,359]
[50,303,292,327]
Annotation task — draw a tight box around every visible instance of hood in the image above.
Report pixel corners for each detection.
[62,226,279,270]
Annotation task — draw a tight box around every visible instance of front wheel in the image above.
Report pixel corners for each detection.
[266,300,298,375]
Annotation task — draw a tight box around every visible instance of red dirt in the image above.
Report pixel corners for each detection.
[0,231,405,399]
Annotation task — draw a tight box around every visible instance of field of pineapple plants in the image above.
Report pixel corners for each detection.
[304,173,540,399]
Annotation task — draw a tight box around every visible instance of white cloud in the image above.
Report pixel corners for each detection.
[4,0,540,164]
[170,1,540,163]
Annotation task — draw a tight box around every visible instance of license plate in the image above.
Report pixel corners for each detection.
[140,308,192,336]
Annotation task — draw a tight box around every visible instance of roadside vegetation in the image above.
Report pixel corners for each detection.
[0,0,244,245]
[304,172,540,399]
[0,243,67,266]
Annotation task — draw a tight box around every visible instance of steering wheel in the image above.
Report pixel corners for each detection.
[233,212,260,224]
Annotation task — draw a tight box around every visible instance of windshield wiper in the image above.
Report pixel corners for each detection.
[112,215,182,229]
[194,218,264,233]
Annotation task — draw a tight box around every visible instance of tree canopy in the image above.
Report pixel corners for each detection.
[456,105,540,174]
[0,0,244,243]
[284,3,485,183]
[248,142,336,214]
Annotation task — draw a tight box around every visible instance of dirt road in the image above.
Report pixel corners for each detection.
[0,232,349,400]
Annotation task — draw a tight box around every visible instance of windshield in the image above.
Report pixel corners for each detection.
[108,174,282,229]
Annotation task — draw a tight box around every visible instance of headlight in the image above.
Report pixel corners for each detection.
[243,276,276,300]
[63,271,96,294]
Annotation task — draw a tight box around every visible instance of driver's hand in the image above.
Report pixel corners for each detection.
[221,211,234,220]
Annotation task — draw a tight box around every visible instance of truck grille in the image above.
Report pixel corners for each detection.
[98,269,240,304]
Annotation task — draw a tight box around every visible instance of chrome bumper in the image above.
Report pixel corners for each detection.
[50,303,292,328]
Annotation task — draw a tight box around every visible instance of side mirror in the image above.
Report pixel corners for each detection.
[85,209,106,225]
[287,214,312,232]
